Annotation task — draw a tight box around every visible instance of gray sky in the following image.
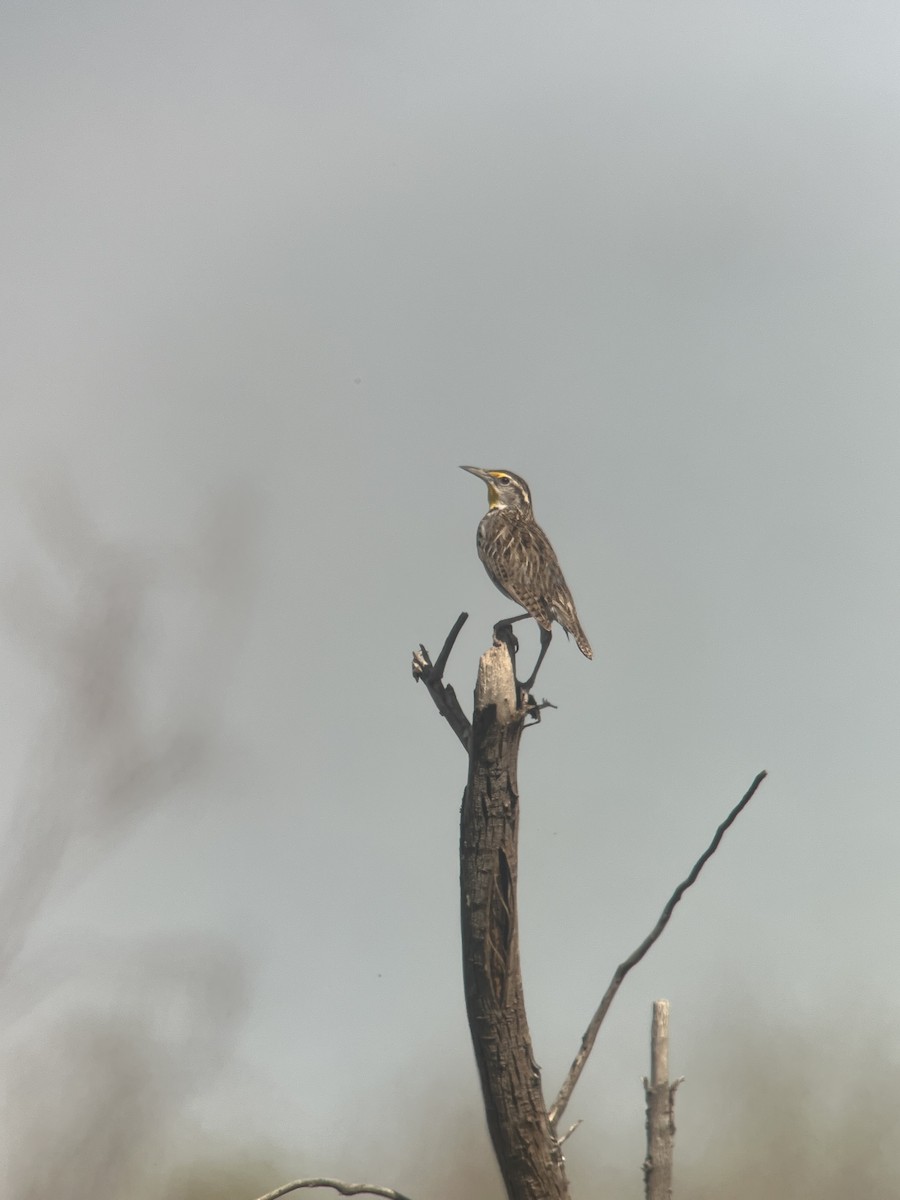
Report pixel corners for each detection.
[3,2,900,1194]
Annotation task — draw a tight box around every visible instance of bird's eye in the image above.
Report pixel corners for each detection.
[497,475,510,484]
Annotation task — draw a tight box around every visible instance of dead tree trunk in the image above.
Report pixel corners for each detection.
[643,999,680,1200]
[414,615,765,1200]
[459,642,569,1200]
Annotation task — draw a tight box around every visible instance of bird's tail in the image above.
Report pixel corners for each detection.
[572,620,593,660]
[561,610,592,660]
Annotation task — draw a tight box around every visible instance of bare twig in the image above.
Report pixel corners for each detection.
[253,1179,414,1200]
[432,610,468,676]
[557,1119,582,1146]
[412,612,471,749]
[548,769,768,1128]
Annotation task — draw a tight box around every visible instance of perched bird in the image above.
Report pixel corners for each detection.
[460,466,592,690]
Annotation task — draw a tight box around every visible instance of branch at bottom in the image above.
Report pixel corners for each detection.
[252,1178,414,1200]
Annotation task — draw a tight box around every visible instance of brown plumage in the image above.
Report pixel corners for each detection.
[461,466,592,687]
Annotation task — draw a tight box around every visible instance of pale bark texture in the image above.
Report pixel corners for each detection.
[643,999,678,1200]
[459,643,569,1200]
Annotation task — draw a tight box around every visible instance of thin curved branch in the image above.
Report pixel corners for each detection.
[252,1178,414,1200]
[411,612,471,749]
[548,769,768,1128]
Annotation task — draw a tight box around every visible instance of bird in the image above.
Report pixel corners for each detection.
[460,466,592,691]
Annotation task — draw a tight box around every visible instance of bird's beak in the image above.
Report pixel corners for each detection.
[460,465,501,508]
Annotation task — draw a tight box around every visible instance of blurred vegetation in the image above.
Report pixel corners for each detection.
[0,480,256,1199]
[680,1013,898,1200]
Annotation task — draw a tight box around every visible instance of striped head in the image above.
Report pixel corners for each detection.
[460,466,533,515]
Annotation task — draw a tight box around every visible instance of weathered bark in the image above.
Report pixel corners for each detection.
[459,642,569,1200]
[415,616,766,1198]
[643,999,679,1200]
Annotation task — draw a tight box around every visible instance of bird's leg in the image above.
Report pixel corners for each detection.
[521,625,552,694]
[493,616,551,709]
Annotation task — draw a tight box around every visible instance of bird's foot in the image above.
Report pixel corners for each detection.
[521,690,558,725]
[492,620,519,655]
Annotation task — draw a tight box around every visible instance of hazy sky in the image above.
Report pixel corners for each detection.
[3,3,900,1195]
